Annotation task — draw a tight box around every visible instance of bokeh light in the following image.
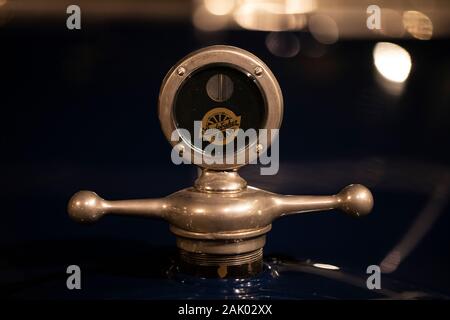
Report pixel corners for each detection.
[234,1,307,31]
[379,9,405,38]
[260,0,317,14]
[204,0,235,16]
[403,10,433,40]
[265,32,300,57]
[373,42,412,83]
[193,4,229,31]
[308,14,339,44]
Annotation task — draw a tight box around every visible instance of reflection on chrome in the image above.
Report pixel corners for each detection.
[373,42,412,83]
[403,10,433,40]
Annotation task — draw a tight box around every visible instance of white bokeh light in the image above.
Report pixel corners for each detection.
[373,42,412,83]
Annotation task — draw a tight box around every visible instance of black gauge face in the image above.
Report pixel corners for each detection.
[173,65,266,154]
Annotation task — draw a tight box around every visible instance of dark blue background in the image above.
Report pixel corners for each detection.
[1,17,449,297]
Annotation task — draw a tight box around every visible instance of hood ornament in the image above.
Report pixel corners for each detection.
[68,46,373,277]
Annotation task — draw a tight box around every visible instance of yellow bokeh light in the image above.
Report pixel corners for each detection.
[403,10,433,40]
[193,5,229,31]
[234,1,306,31]
[259,0,317,14]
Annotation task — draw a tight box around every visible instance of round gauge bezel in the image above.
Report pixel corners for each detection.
[158,45,283,170]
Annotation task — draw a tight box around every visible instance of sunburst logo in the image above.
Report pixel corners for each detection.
[201,107,241,145]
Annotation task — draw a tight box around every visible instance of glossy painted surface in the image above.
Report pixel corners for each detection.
[5,250,446,299]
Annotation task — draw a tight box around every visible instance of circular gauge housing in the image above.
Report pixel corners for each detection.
[158,45,283,170]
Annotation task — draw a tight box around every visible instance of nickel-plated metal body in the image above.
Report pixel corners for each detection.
[67,46,374,276]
